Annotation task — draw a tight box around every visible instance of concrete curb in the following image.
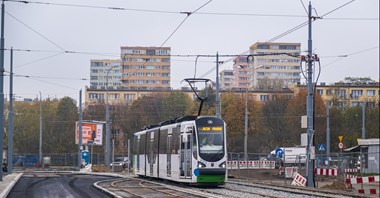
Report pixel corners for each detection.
[0,173,23,198]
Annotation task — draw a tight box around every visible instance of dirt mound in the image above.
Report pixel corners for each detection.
[91,164,109,172]
[320,181,348,191]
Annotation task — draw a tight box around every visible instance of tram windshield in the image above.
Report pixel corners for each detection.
[196,118,225,162]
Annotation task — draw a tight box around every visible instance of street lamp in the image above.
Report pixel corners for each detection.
[39,91,42,165]
[105,65,118,168]
[238,61,263,161]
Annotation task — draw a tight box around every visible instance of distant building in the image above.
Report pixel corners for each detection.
[120,46,171,90]
[293,81,380,107]
[220,69,234,90]
[249,42,301,89]
[90,59,121,90]
[232,56,249,89]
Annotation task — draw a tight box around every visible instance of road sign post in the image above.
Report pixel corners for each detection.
[275,148,284,158]
[338,142,343,153]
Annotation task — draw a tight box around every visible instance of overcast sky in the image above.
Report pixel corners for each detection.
[4,0,379,102]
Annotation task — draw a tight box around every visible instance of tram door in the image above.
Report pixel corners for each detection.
[180,129,192,179]
[147,131,154,176]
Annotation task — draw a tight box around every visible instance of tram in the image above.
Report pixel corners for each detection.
[132,115,227,184]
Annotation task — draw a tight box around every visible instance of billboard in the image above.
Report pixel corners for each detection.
[75,121,104,145]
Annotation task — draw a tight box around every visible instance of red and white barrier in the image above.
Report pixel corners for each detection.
[227,160,276,170]
[358,189,377,196]
[314,168,338,176]
[345,168,359,173]
[285,167,298,178]
[344,168,359,178]
[291,173,306,187]
[345,175,379,184]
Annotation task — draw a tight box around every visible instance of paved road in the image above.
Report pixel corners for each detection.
[7,172,113,198]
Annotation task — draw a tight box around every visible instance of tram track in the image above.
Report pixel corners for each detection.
[96,175,363,198]
[95,176,217,198]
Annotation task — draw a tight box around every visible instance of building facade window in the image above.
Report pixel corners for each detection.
[317,89,323,95]
[366,90,375,96]
[350,90,363,99]
[260,95,269,101]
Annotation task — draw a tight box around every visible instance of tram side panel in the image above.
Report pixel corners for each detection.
[134,131,147,176]
[168,125,180,181]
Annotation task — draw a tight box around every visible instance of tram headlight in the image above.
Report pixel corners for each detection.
[198,161,206,168]
[219,161,226,168]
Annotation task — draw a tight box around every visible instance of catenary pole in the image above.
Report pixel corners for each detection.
[39,91,42,165]
[106,65,117,167]
[215,52,220,118]
[306,1,315,187]
[0,0,5,181]
[78,89,83,169]
[326,103,330,168]
[7,48,13,174]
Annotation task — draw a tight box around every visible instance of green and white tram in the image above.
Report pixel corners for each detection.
[133,116,227,184]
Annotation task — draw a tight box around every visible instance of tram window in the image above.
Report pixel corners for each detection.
[172,128,179,154]
[160,129,168,154]
[192,127,197,159]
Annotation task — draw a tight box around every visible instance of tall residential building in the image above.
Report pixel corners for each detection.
[90,59,122,90]
[220,69,234,90]
[249,42,301,89]
[232,56,249,89]
[120,46,171,90]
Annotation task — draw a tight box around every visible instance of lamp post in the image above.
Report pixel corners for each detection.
[238,64,249,161]
[105,65,118,168]
[39,91,42,165]
[238,58,263,161]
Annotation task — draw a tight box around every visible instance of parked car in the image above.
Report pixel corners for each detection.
[110,157,129,170]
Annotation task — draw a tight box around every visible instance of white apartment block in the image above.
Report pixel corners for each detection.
[90,59,122,91]
[249,42,301,89]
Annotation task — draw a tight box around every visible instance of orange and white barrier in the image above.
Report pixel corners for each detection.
[314,168,338,176]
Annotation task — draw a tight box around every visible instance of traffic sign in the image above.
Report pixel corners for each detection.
[338,136,343,142]
[317,144,326,152]
[338,142,344,149]
[275,148,284,158]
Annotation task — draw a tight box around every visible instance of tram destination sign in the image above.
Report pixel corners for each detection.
[198,126,223,131]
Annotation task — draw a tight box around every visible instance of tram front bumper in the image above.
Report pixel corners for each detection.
[195,168,226,183]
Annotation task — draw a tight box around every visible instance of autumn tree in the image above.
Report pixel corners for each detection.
[13,102,40,153]
[46,97,78,153]
[220,92,244,152]
[261,94,291,149]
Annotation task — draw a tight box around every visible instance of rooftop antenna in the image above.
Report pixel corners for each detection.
[182,78,211,116]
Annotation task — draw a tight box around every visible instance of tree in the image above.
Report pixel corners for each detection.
[192,86,216,116]
[221,92,244,152]
[46,97,78,153]
[162,91,194,119]
[256,77,285,91]
[261,94,291,149]
[13,102,40,153]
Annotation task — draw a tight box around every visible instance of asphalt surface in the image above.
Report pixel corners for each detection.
[3,172,114,198]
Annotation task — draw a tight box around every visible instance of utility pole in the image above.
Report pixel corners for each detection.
[361,102,366,174]
[326,103,330,168]
[78,89,83,169]
[0,0,6,181]
[7,48,13,174]
[215,52,220,118]
[306,1,315,187]
[39,91,42,165]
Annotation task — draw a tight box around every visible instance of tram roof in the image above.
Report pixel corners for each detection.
[142,115,198,130]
